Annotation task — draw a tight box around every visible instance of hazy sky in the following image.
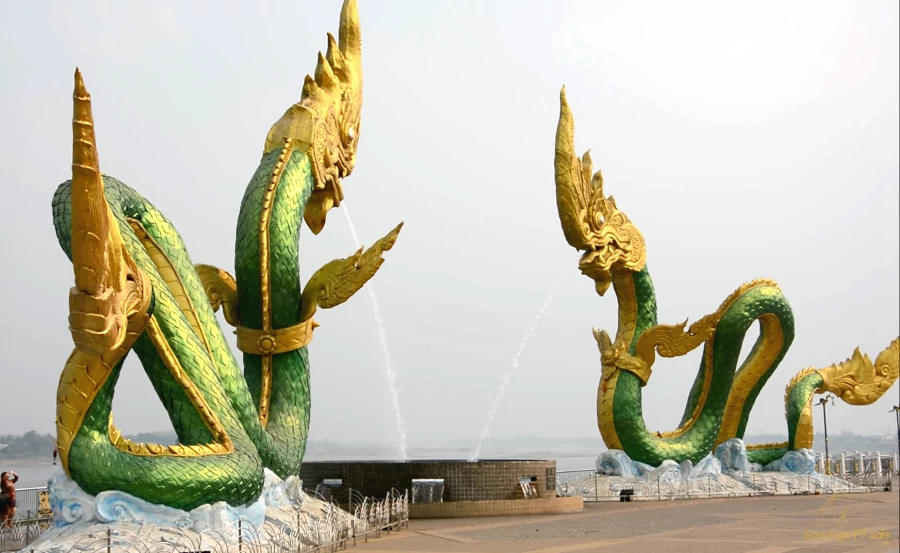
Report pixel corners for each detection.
[1,1,898,456]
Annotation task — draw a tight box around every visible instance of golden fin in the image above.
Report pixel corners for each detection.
[299,222,402,322]
[195,264,240,327]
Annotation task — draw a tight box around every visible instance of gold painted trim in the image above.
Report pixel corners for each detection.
[746,441,788,451]
[236,320,319,355]
[256,140,293,427]
[128,219,214,359]
[596,271,639,450]
[782,366,820,449]
[597,371,622,450]
[715,313,784,447]
[790,393,817,450]
[108,419,231,457]
[259,355,273,426]
[658,340,714,439]
[56,321,146,473]
[117,316,235,455]
[657,279,780,439]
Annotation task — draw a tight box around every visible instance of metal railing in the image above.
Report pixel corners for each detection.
[0,518,53,553]
[815,452,899,476]
[555,469,894,503]
[0,487,54,551]
[1,488,409,553]
[8,489,52,523]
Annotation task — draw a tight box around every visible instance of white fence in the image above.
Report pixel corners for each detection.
[815,451,899,476]
[556,470,893,502]
[1,489,409,553]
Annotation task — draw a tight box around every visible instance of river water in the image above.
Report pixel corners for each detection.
[6,454,598,489]
[3,462,59,489]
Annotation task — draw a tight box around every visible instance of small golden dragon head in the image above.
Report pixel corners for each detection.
[554,87,646,296]
[815,338,900,406]
[263,0,363,235]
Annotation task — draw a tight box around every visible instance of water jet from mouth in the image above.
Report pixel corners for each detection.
[469,263,576,462]
[342,203,408,461]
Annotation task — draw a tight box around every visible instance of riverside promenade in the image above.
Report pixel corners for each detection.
[359,477,899,553]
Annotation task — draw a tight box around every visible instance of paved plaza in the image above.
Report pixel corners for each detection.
[361,477,899,553]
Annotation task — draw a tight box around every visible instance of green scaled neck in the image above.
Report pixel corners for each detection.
[629,267,659,351]
[611,266,659,354]
[234,149,314,330]
[231,147,315,478]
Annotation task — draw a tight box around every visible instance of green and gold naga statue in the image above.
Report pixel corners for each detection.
[52,0,402,511]
[553,88,899,467]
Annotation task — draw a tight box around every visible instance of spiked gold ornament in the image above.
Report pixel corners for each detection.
[264,0,363,235]
[554,88,646,298]
[68,69,152,357]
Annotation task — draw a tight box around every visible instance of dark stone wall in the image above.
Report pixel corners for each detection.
[298,460,557,502]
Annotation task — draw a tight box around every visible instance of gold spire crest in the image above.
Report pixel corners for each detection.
[71,68,116,298]
[68,69,151,356]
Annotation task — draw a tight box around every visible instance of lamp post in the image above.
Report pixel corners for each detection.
[817,394,835,475]
[891,405,900,460]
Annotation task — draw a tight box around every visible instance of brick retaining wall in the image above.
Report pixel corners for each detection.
[409,496,584,518]
[298,460,557,502]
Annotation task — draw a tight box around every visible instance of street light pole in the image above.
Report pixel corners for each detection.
[817,394,835,475]
[891,405,900,462]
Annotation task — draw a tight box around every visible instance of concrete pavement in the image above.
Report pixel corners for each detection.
[360,479,899,553]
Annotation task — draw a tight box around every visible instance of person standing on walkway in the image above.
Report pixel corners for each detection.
[0,471,19,527]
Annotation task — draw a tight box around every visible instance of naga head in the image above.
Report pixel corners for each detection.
[263,0,363,235]
[68,69,152,356]
[814,338,900,406]
[554,87,646,296]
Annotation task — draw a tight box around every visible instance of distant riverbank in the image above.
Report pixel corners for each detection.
[2,430,894,489]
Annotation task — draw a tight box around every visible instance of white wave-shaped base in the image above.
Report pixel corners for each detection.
[596,450,723,483]
[762,448,816,474]
[554,440,863,501]
[48,468,299,532]
[595,439,817,481]
[25,469,354,553]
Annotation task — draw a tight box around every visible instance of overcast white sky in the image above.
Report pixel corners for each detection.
[1,1,897,454]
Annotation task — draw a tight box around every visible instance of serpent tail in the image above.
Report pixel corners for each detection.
[553,88,900,467]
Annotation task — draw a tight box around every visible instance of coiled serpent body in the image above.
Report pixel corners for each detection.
[51,0,403,511]
[553,88,900,468]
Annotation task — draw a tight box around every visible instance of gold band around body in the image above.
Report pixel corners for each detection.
[235,319,319,355]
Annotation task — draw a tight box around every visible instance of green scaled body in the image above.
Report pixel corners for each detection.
[51,151,316,510]
[552,90,899,471]
[608,268,818,466]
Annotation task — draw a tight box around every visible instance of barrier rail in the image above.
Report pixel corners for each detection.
[555,469,894,502]
[1,488,409,553]
[7,489,52,523]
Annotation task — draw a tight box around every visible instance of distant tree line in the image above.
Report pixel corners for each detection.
[0,430,894,460]
[0,431,54,459]
[0,431,179,459]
